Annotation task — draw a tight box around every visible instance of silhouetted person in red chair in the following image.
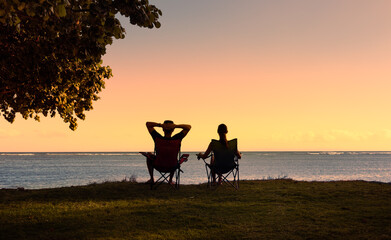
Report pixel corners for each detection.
[144,120,191,185]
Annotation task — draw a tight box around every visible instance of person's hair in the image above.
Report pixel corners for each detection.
[163,120,174,134]
[217,124,228,134]
[217,124,228,148]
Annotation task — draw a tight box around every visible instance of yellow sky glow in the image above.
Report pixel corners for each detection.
[1,1,391,152]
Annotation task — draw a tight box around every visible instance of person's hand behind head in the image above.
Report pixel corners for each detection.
[162,122,175,132]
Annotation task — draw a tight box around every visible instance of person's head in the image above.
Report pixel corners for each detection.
[162,120,174,135]
[218,124,228,147]
[164,120,174,125]
[217,124,228,135]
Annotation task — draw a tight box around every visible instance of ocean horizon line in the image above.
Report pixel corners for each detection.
[2,151,391,156]
[2,150,391,152]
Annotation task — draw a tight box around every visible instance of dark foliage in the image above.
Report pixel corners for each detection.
[0,0,161,130]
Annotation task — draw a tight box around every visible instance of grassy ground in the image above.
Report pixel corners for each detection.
[1,180,391,240]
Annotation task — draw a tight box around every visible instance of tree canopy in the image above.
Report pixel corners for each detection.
[0,0,161,130]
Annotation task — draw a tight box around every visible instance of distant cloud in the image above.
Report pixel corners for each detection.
[374,129,391,139]
[271,129,391,143]
[320,130,371,142]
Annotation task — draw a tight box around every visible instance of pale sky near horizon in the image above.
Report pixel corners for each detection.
[1,0,391,152]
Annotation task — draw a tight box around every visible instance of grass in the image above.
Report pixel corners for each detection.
[1,180,391,240]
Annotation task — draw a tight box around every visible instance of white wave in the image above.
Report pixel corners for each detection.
[320,152,345,155]
[0,153,35,156]
[307,151,391,155]
[45,153,141,156]
[368,152,391,155]
[345,151,391,155]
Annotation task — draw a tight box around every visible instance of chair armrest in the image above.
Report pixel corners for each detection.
[179,154,189,164]
[196,154,212,165]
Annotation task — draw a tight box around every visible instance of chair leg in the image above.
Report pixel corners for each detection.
[236,165,239,189]
[205,164,212,188]
[151,168,183,190]
[153,169,168,189]
[217,169,239,190]
[232,169,239,190]
[151,172,170,190]
[176,169,180,189]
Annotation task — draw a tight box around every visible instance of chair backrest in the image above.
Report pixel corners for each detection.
[154,138,181,171]
[211,138,238,173]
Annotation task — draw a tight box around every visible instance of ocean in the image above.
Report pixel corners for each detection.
[1,151,391,189]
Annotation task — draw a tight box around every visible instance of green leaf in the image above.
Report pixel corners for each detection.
[14,16,21,25]
[57,4,66,17]
[26,7,36,17]
[17,2,26,11]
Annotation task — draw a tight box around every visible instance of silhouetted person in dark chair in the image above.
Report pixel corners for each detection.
[197,124,241,185]
[144,120,191,184]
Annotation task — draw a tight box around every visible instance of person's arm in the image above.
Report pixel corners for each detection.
[173,123,191,137]
[146,121,162,134]
[197,142,212,160]
[235,150,242,159]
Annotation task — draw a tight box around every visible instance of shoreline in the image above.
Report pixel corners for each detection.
[2,178,390,191]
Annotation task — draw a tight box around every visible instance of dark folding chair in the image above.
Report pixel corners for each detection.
[150,138,188,190]
[199,139,240,189]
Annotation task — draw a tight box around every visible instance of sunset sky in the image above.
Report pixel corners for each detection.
[1,0,391,152]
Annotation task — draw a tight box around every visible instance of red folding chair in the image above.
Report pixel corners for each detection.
[151,138,188,189]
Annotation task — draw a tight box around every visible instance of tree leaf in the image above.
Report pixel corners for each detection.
[0,0,162,130]
[56,4,66,17]
[17,2,26,11]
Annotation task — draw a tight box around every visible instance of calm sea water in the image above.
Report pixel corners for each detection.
[1,152,391,189]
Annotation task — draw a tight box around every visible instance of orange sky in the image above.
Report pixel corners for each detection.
[1,0,391,152]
